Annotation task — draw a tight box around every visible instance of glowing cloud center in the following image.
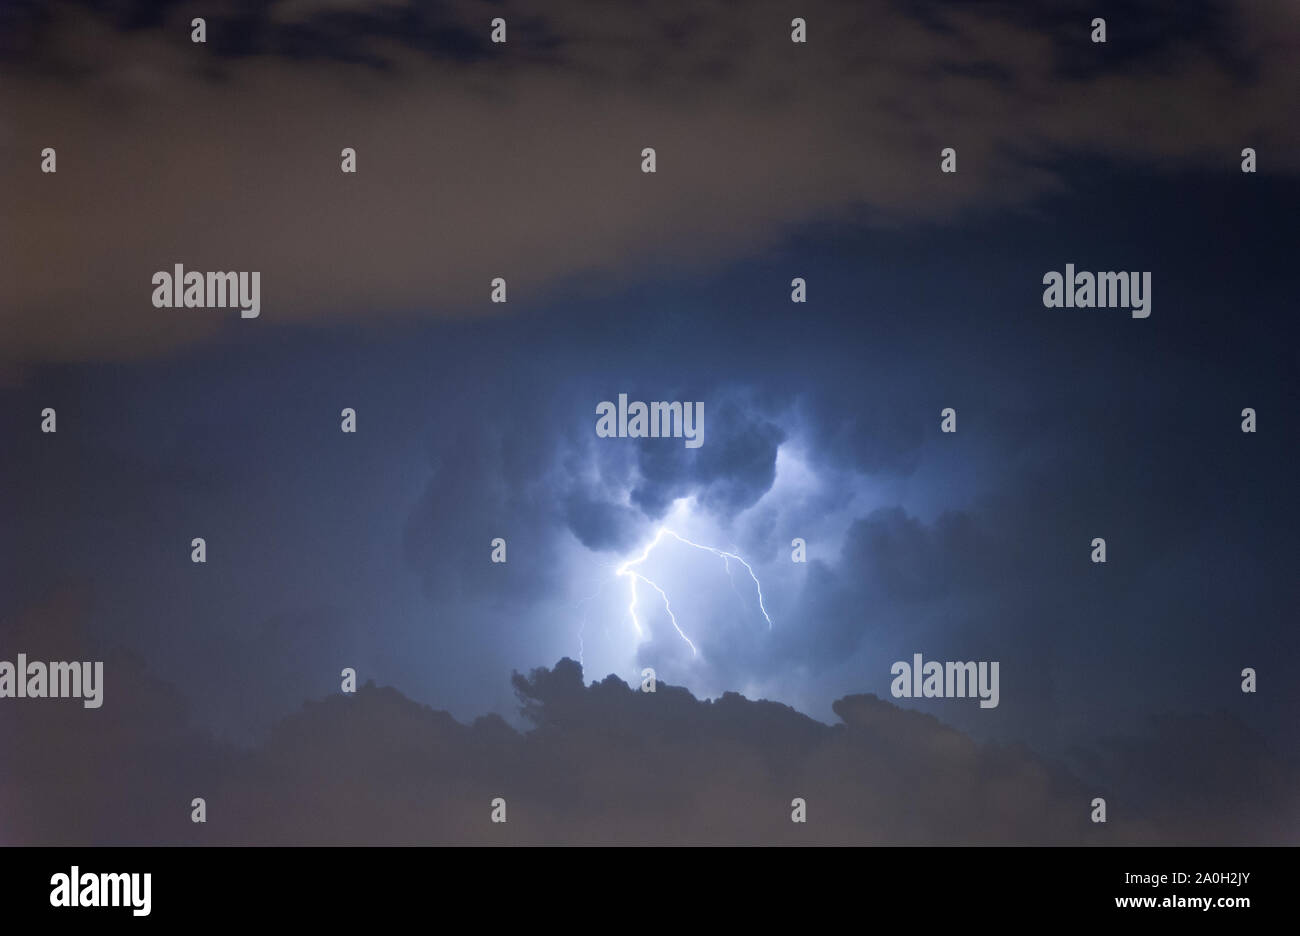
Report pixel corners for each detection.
[615,527,774,658]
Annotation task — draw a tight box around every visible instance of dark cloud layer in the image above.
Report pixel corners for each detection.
[3,595,1294,844]
[629,398,786,520]
[4,0,1298,366]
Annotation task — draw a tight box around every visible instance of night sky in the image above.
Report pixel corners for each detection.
[1,0,1297,844]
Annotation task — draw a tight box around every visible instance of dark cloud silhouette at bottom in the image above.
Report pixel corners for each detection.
[2,596,1294,845]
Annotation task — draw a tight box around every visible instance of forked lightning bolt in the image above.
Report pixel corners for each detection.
[615,526,774,658]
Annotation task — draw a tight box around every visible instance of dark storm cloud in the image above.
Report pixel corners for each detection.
[796,391,927,478]
[1076,710,1300,844]
[3,609,1294,844]
[2,0,556,67]
[561,488,642,553]
[0,588,228,844]
[629,398,786,520]
[4,0,1298,367]
[843,507,991,601]
[1,0,1261,79]
[401,416,561,603]
[709,263,1300,738]
[895,0,1252,79]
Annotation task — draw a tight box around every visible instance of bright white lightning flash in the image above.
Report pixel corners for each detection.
[614,526,774,659]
